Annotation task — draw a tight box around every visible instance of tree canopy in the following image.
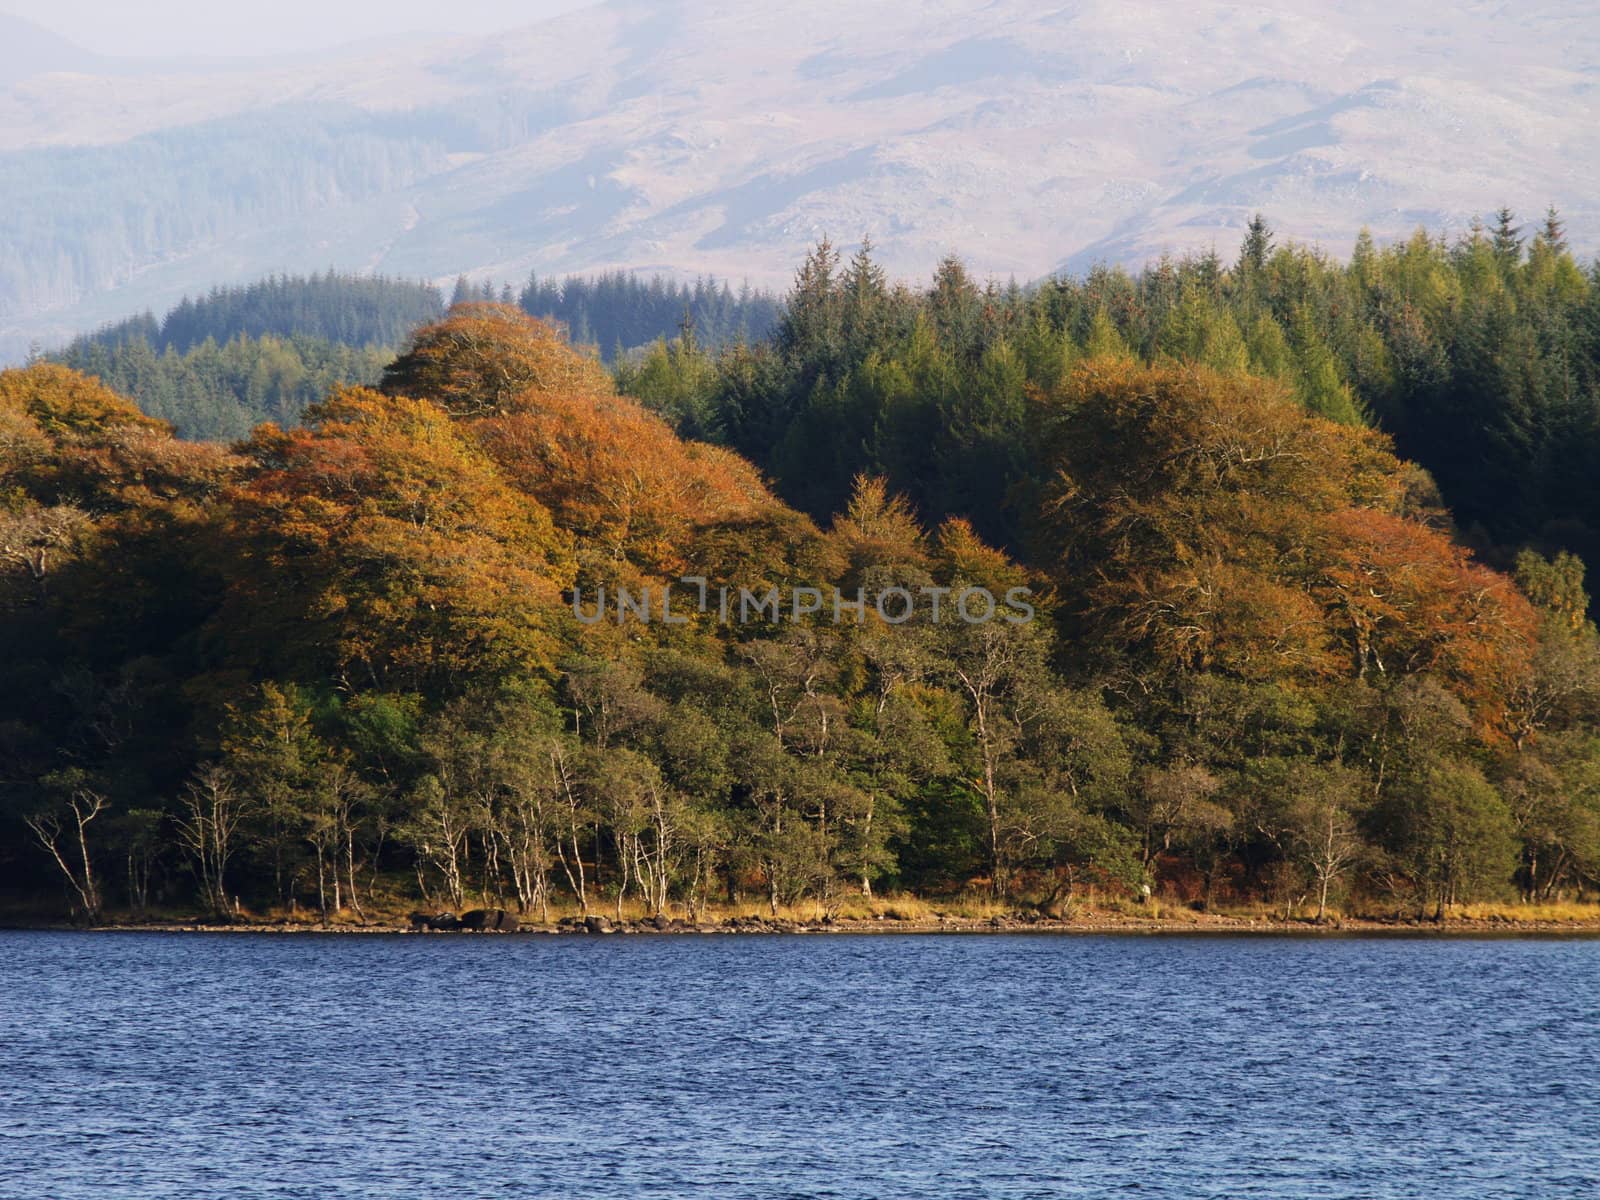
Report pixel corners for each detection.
[6,220,1600,925]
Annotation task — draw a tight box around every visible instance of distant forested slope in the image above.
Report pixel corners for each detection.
[512,272,780,354]
[52,273,444,440]
[51,270,778,439]
[0,106,449,326]
[55,333,397,442]
[80,273,449,354]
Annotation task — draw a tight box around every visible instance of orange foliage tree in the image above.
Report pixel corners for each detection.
[380,303,613,417]
[1,365,241,636]
[1032,359,1535,729]
[383,303,830,590]
[1,364,237,511]
[472,395,782,579]
[220,387,575,691]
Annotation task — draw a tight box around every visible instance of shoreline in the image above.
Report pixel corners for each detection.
[10,911,1600,938]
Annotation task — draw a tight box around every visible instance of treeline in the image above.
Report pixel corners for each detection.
[75,272,448,354]
[622,216,1600,582]
[496,269,778,356]
[3,266,1599,927]
[54,333,395,442]
[48,270,779,439]
[51,272,445,440]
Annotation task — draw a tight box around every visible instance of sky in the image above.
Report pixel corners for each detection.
[0,0,598,58]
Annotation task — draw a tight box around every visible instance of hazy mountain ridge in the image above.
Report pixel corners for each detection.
[2,0,1596,360]
[0,14,105,86]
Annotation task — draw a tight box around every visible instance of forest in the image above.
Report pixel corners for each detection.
[51,271,780,442]
[4,213,1599,926]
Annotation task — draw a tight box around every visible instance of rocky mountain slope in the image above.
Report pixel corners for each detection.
[2,0,1596,359]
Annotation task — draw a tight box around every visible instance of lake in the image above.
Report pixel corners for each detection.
[2,931,1596,1198]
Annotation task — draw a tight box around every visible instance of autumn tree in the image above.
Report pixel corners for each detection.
[381,303,612,416]
[224,388,573,689]
[1034,360,1534,730]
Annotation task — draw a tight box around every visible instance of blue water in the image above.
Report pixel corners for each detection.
[2,932,1597,1199]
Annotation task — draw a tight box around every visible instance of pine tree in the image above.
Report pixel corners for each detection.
[778,237,844,370]
[1540,206,1568,255]
[1350,228,1378,287]
[1288,303,1365,425]
[1492,208,1523,271]
[1154,289,1210,363]
[928,255,982,359]
[1083,307,1133,361]
[1199,310,1250,376]
[1239,213,1274,274]
[1247,312,1293,383]
[841,236,889,354]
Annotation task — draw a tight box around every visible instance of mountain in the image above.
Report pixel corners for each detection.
[3,0,1597,361]
[0,14,103,87]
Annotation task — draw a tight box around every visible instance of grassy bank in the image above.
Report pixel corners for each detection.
[10,893,1600,935]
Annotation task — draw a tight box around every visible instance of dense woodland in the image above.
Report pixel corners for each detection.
[52,273,447,441]
[627,215,1600,583]
[55,333,397,444]
[51,271,779,442]
[5,215,1600,925]
[512,271,780,357]
[73,273,449,354]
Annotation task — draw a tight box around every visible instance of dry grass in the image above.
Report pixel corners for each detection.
[1095,895,1201,921]
[1452,900,1600,924]
[358,890,1026,927]
[693,892,1014,924]
[68,889,1600,931]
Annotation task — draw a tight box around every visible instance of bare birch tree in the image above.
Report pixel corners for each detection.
[174,764,248,917]
[25,770,109,922]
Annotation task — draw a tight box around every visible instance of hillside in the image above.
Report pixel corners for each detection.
[4,239,1599,923]
[3,0,1597,360]
[0,14,104,86]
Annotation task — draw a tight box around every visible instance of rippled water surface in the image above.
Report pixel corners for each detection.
[2,931,1598,1198]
